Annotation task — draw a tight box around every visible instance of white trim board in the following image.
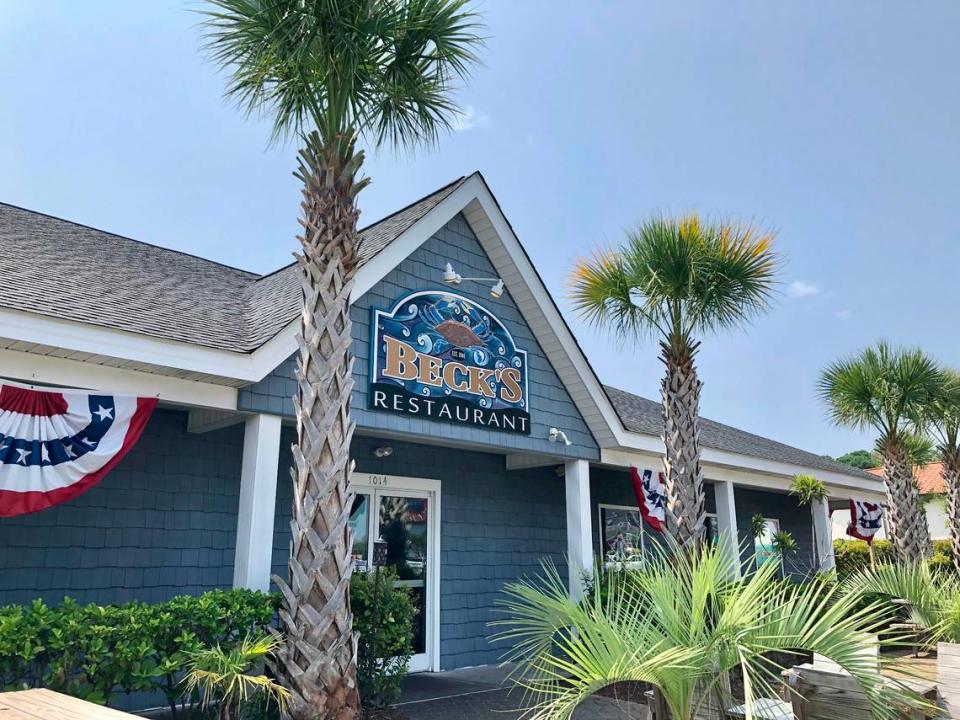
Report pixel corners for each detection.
[0,347,238,410]
[599,447,886,501]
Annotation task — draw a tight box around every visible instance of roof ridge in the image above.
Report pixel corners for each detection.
[0,201,262,278]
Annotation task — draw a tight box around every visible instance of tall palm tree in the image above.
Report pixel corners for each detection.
[201,3,482,717]
[929,368,960,573]
[570,216,778,547]
[818,343,940,563]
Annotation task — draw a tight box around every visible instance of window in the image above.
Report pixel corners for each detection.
[754,517,781,571]
[598,504,645,566]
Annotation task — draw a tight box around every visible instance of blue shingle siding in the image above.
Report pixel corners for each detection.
[0,409,242,607]
[733,487,816,580]
[271,435,568,670]
[239,214,599,460]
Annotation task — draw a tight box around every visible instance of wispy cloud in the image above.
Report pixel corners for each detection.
[835,309,852,320]
[452,105,491,132]
[787,280,821,298]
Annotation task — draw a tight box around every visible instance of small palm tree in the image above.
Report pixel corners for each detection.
[928,369,960,573]
[571,215,778,547]
[182,634,290,720]
[201,3,482,716]
[818,343,941,562]
[493,540,918,720]
[844,562,960,644]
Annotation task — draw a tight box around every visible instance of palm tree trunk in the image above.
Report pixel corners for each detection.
[879,438,931,563]
[941,449,960,573]
[661,344,706,548]
[271,131,365,720]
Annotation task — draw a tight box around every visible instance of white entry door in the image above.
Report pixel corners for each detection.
[350,473,441,673]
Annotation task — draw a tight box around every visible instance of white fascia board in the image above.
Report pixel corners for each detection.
[0,348,238,410]
[0,306,299,386]
[600,446,886,499]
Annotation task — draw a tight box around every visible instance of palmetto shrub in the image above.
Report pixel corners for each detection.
[844,561,960,644]
[493,540,922,720]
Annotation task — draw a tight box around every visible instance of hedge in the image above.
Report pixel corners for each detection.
[0,589,279,711]
[351,567,415,708]
[834,538,955,578]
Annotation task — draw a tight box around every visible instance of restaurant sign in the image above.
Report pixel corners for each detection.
[370,291,530,434]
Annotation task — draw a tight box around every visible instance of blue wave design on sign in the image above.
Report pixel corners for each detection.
[371,291,529,414]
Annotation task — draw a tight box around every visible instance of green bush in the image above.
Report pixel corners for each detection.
[350,567,415,708]
[834,539,955,578]
[0,589,279,712]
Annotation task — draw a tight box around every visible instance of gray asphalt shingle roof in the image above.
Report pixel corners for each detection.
[603,385,874,479]
[0,176,465,353]
[0,176,869,480]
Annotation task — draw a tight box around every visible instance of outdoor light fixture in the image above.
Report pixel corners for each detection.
[374,446,393,458]
[548,427,572,446]
[442,262,505,299]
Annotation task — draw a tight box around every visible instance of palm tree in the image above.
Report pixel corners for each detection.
[570,216,778,547]
[493,540,920,720]
[929,369,960,573]
[201,3,482,717]
[818,343,940,563]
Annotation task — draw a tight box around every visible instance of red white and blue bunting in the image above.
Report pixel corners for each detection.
[630,466,666,533]
[846,499,883,543]
[0,382,156,517]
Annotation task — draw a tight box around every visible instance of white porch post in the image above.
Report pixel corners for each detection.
[812,497,836,572]
[233,413,283,591]
[564,459,593,600]
[714,480,741,578]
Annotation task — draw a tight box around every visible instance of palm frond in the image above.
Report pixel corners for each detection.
[568,214,778,357]
[818,342,942,441]
[843,562,960,643]
[200,0,484,147]
[181,633,290,715]
[928,368,960,457]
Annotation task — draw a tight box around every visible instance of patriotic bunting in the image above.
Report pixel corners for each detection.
[846,499,883,543]
[630,466,667,533]
[0,382,156,517]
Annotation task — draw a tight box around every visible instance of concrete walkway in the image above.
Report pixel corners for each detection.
[395,665,649,720]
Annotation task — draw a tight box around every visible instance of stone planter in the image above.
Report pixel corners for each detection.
[938,642,960,717]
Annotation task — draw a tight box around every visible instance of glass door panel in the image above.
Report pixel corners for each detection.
[378,495,429,656]
[349,493,372,572]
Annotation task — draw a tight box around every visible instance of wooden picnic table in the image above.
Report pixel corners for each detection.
[0,689,140,719]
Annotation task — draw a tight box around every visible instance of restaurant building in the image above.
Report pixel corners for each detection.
[0,173,883,674]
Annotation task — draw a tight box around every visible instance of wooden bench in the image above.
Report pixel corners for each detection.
[783,663,938,720]
[0,689,140,719]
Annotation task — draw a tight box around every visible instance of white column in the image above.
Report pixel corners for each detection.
[714,480,741,578]
[233,414,283,592]
[564,459,593,600]
[812,497,836,572]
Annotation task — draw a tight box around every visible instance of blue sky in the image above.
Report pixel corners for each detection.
[2,1,958,458]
